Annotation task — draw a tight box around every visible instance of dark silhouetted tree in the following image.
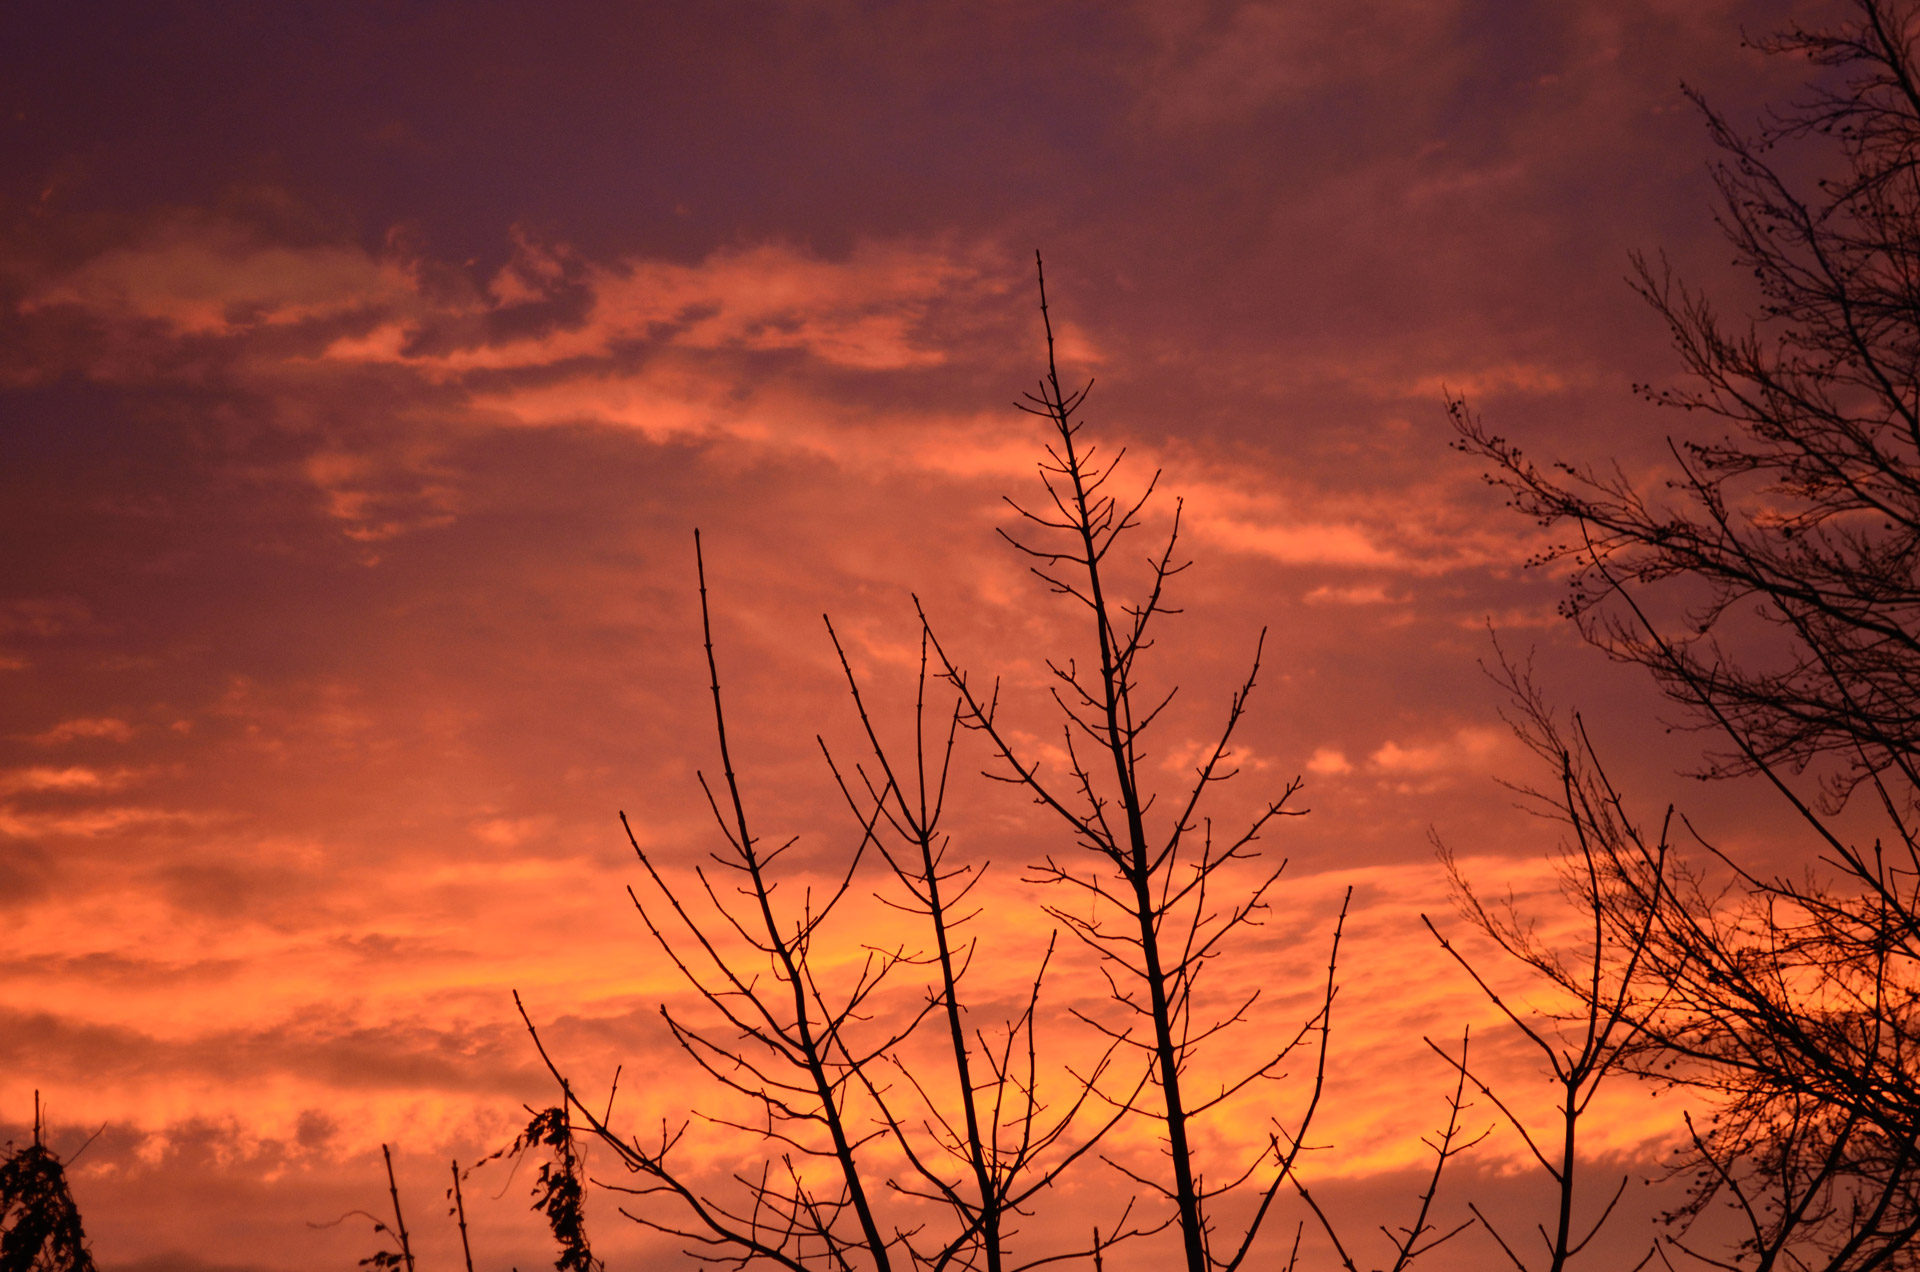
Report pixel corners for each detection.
[0,1099,96,1272]
[514,257,1478,1271]
[1455,2,1920,1266]
[1425,649,1665,1272]
[919,256,1349,1272]
[515,496,1128,1268]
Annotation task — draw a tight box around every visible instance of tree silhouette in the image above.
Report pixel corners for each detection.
[1425,649,1664,1272]
[512,256,1479,1270]
[0,1098,96,1272]
[919,255,1346,1272]
[1454,2,1920,1266]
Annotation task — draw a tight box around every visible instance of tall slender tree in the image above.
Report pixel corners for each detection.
[920,254,1345,1272]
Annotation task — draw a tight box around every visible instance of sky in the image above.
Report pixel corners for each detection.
[0,1,1842,1268]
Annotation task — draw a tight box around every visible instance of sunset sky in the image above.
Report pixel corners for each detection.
[1,2,1837,1268]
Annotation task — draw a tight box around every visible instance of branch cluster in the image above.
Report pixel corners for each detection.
[1451,6,1920,1268]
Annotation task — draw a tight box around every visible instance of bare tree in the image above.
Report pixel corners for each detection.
[515,542,1120,1268]
[1453,2,1920,1266]
[1425,650,1666,1272]
[917,254,1353,1272]
[818,621,1133,1272]
[1288,1029,1483,1272]
[510,254,1491,1272]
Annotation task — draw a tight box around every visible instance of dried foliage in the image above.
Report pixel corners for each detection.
[0,1132,95,1272]
[318,1144,416,1272]
[472,1107,603,1272]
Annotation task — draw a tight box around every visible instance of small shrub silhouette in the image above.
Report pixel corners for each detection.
[471,1105,600,1272]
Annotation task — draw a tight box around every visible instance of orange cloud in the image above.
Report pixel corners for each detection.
[0,765,128,793]
[321,236,991,374]
[1370,726,1514,777]
[31,717,136,745]
[21,216,416,335]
